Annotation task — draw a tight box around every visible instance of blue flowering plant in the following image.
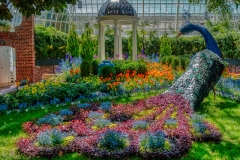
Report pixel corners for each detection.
[59,109,73,117]
[99,102,112,112]
[35,129,66,147]
[36,114,63,126]
[139,131,170,153]
[98,130,129,151]
[0,104,7,113]
[132,120,149,130]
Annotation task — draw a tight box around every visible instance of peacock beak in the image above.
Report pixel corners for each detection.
[176,32,182,38]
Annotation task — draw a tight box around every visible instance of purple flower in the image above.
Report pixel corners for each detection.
[125,52,129,59]
[65,53,69,60]
[141,48,145,54]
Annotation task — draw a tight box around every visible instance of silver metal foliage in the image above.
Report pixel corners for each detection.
[98,0,137,16]
[164,49,225,110]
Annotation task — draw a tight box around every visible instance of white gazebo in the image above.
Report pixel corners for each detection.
[96,0,140,61]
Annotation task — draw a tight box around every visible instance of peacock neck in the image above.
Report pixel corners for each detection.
[193,24,222,58]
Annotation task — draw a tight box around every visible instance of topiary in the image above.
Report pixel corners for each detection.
[100,66,116,78]
[171,56,180,70]
[137,62,147,75]
[92,59,99,75]
[81,60,92,77]
[159,32,172,57]
[66,23,80,57]
[165,56,173,66]
[160,56,167,64]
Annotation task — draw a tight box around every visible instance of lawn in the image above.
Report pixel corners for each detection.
[0,92,239,160]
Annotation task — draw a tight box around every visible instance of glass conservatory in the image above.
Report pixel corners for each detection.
[33,0,240,35]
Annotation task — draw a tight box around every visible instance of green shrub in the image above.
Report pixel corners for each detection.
[92,59,99,75]
[34,25,68,59]
[1,94,18,110]
[112,60,126,74]
[161,56,167,64]
[125,62,138,73]
[165,56,173,66]
[159,32,172,57]
[79,24,97,61]
[161,55,190,70]
[100,66,116,78]
[171,57,180,70]
[107,31,240,59]
[137,62,147,75]
[179,57,190,70]
[112,60,147,76]
[81,60,92,77]
[66,23,80,57]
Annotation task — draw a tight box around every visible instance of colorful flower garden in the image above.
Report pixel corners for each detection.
[0,56,239,159]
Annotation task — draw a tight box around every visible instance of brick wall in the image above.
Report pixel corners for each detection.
[0,16,36,82]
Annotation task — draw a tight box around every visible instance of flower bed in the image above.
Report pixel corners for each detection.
[17,93,221,159]
[215,69,240,101]
[0,63,173,112]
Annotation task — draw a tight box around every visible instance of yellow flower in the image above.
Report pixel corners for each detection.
[63,136,75,145]
[109,123,117,128]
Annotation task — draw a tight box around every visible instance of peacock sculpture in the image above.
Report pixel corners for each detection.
[164,22,225,110]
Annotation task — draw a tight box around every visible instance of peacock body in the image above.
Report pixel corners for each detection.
[164,23,225,110]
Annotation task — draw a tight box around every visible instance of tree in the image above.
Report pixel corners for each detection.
[159,31,172,57]
[66,23,80,57]
[79,23,97,61]
[188,0,239,15]
[0,0,76,21]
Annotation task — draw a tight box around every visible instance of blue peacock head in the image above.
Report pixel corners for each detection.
[177,9,194,37]
[176,9,222,58]
[178,23,195,36]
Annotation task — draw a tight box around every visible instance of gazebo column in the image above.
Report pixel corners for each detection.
[98,22,102,60]
[114,20,119,60]
[98,22,105,61]
[101,23,105,60]
[132,22,137,61]
[118,26,122,60]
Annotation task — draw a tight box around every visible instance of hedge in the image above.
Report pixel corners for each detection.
[34,25,240,60]
[35,25,68,59]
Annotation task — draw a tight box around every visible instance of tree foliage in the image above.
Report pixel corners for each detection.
[188,0,239,15]
[159,32,172,57]
[66,23,80,57]
[79,23,97,61]
[0,0,76,21]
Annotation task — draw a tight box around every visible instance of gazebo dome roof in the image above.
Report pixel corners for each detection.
[98,0,137,17]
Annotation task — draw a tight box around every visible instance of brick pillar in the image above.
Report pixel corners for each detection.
[0,16,36,82]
